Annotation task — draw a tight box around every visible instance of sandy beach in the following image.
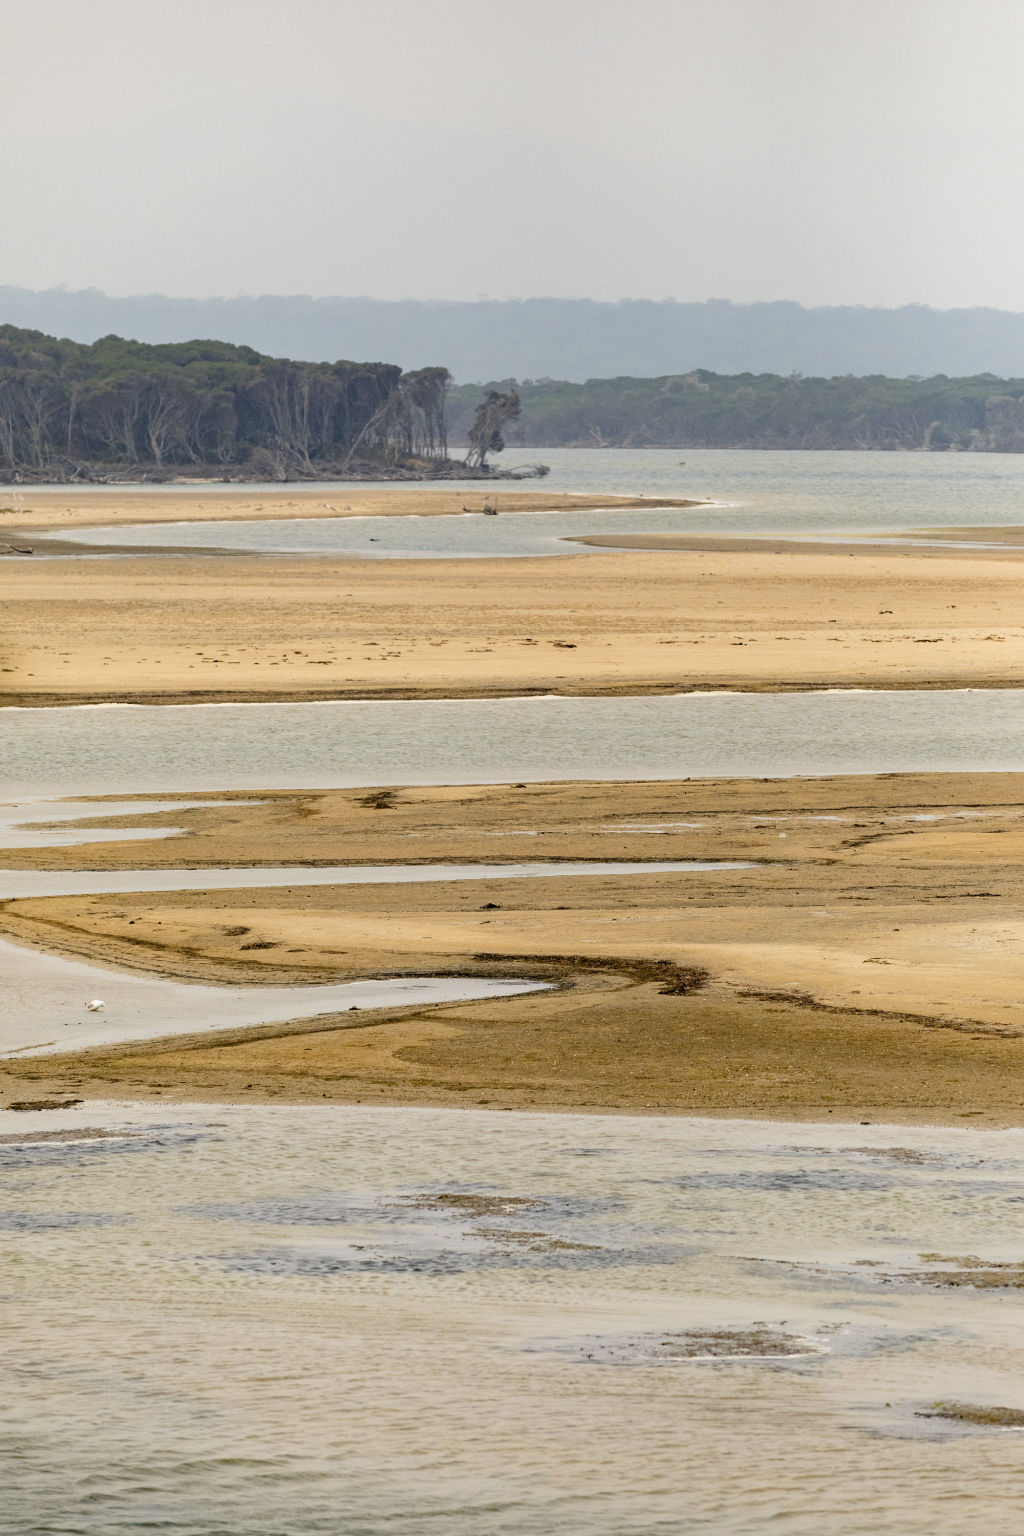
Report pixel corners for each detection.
[4,538,1024,704]
[5,773,1024,1123]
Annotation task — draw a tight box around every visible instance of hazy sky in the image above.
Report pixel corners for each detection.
[5,0,1024,308]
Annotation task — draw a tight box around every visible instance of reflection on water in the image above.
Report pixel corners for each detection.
[4,689,1024,799]
[5,1101,1024,1534]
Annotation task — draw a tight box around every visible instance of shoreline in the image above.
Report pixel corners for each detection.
[4,1093,1020,1133]
[9,529,1024,565]
[570,531,1024,558]
[6,1086,1017,1131]
[6,676,1024,709]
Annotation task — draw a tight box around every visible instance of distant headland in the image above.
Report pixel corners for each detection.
[0,326,543,485]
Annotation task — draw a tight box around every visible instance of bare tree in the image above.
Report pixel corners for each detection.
[465,389,520,467]
[143,374,201,466]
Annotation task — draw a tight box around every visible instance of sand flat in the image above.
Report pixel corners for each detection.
[4,541,1024,702]
[5,773,1024,1123]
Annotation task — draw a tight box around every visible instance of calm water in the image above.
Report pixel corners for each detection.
[5,1100,1024,1535]
[0,939,547,1058]
[54,447,1024,557]
[3,690,1023,798]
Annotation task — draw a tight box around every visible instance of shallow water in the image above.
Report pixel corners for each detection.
[0,858,751,902]
[0,798,258,849]
[0,935,548,1058]
[0,798,736,1056]
[3,689,1023,798]
[45,448,1024,558]
[5,1100,1024,1534]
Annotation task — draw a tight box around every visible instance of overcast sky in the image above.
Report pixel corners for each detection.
[4,0,1024,308]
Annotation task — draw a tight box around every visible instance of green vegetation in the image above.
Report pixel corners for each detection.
[0,326,455,481]
[449,370,1024,452]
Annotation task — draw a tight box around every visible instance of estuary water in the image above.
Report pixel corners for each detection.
[55,447,1024,558]
[0,859,750,902]
[6,1100,1024,1535]
[3,689,1023,799]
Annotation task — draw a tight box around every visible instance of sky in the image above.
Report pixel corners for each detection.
[4,0,1024,309]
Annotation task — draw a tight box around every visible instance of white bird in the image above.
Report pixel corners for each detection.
[84,999,106,1012]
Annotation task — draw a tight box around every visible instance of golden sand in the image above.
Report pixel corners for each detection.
[4,540,1024,703]
[5,775,1024,1124]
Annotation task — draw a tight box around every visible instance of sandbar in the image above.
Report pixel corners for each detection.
[0,486,703,533]
[4,540,1024,704]
[5,774,1024,1124]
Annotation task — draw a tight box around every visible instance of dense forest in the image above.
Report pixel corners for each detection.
[11,289,1024,382]
[448,371,1024,452]
[0,326,462,481]
[11,322,1024,479]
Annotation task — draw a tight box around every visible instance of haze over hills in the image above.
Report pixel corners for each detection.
[9,288,1024,383]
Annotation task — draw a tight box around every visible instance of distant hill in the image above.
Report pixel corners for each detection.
[10,288,1024,382]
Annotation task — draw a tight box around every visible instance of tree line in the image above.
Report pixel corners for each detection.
[447,370,1024,452]
[0,326,456,480]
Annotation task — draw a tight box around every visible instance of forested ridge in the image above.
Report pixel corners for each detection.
[13,289,1024,382]
[0,326,458,481]
[448,371,1024,452]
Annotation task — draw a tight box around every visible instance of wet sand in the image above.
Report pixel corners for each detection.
[0,486,702,533]
[5,541,1024,704]
[572,531,1024,556]
[6,774,1024,1123]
